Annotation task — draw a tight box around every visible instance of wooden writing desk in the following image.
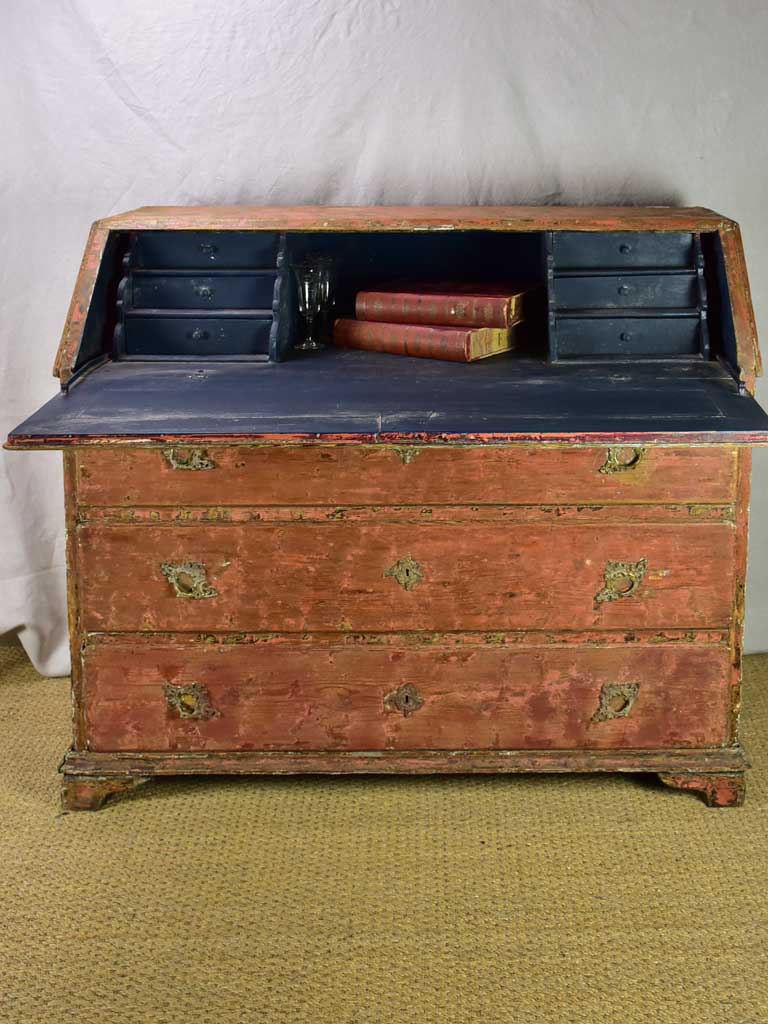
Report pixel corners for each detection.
[7,205,768,809]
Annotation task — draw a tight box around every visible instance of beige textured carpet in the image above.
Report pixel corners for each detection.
[0,641,766,1024]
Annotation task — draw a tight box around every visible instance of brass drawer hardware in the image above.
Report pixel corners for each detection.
[599,446,647,475]
[592,682,640,722]
[162,447,216,471]
[384,683,424,718]
[384,554,424,592]
[393,446,420,465]
[595,558,648,605]
[161,561,218,600]
[164,682,218,720]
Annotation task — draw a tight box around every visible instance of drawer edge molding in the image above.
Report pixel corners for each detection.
[75,505,738,526]
[81,629,733,649]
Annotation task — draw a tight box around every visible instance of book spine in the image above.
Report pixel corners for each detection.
[356,291,515,328]
[333,320,472,362]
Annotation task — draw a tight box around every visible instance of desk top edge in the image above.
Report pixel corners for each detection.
[97,205,733,233]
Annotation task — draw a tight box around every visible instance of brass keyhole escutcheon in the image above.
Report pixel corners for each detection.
[384,683,424,718]
[162,447,216,471]
[592,682,640,722]
[594,559,648,606]
[161,561,219,600]
[392,446,420,465]
[164,682,218,720]
[384,555,424,592]
[599,447,646,475]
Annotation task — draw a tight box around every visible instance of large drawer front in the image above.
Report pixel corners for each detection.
[76,521,735,633]
[76,445,738,507]
[81,639,732,752]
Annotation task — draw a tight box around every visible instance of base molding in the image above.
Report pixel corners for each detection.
[61,745,747,777]
[60,748,748,809]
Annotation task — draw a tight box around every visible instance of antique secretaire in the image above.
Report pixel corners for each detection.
[6,205,768,809]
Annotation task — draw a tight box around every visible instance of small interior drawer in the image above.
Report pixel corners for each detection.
[131,272,277,310]
[553,232,694,269]
[553,273,698,310]
[555,316,701,358]
[122,315,272,358]
[81,637,732,752]
[131,231,279,269]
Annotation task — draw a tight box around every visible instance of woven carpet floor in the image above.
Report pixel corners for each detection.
[1,642,766,1023]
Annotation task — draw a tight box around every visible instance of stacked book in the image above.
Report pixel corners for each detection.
[333,283,529,363]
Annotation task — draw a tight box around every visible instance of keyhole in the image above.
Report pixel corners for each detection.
[180,694,199,714]
[608,694,630,714]
[613,574,634,595]
[176,572,195,594]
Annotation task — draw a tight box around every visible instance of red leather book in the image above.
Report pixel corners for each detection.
[355,284,527,328]
[333,319,516,362]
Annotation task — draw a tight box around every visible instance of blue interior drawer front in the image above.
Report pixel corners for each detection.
[123,315,272,357]
[556,316,701,358]
[131,271,277,310]
[553,232,694,269]
[131,231,279,269]
[553,272,698,310]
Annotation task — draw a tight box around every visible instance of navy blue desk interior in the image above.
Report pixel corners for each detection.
[9,349,768,442]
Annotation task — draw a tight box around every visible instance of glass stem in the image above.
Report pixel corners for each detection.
[305,315,316,346]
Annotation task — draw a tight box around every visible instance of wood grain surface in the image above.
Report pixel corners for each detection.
[81,639,732,752]
[75,444,738,508]
[75,519,736,633]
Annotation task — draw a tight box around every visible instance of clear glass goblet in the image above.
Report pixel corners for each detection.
[293,262,325,351]
[316,256,336,344]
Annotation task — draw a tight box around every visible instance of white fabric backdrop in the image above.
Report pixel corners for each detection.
[2,0,767,674]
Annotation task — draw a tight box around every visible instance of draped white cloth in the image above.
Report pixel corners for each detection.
[2,0,767,673]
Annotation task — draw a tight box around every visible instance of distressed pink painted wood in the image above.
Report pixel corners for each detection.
[75,519,736,633]
[10,205,760,808]
[75,445,739,508]
[82,639,732,753]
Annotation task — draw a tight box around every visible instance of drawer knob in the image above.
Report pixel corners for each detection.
[592,682,640,722]
[619,243,632,254]
[164,682,218,720]
[617,283,631,295]
[193,283,215,300]
[594,558,648,605]
[162,447,216,471]
[384,682,424,718]
[599,446,646,475]
[161,561,219,600]
[199,242,218,260]
[384,554,424,592]
[619,331,632,342]
[189,328,211,341]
